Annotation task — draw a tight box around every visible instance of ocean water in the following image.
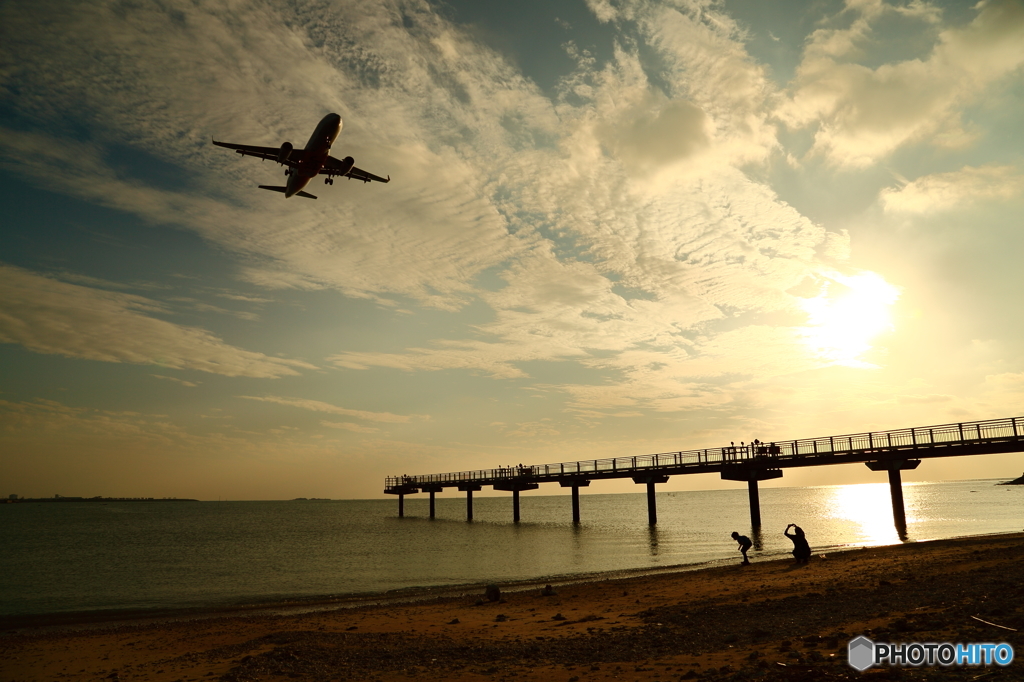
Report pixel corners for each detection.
[1,479,1020,617]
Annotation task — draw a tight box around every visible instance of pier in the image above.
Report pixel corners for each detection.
[384,416,1024,530]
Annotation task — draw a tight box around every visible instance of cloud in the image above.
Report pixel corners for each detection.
[881,165,1024,213]
[329,344,531,380]
[0,0,890,419]
[0,264,313,378]
[166,297,261,321]
[596,89,711,171]
[0,1,538,310]
[151,375,200,388]
[320,420,379,433]
[982,371,1024,401]
[240,395,425,423]
[585,0,620,24]
[636,1,778,167]
[777,0,1024,167]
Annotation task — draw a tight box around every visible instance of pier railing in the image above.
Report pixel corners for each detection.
[385,416,1023,490]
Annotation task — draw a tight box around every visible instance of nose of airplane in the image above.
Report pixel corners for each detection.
[328,113,342,129]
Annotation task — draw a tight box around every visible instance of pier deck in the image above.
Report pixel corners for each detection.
[384,416,1024,529]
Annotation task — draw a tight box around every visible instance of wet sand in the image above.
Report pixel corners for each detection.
[2,533,1023,681]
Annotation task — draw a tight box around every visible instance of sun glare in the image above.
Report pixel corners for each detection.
[799,272,900,367]
[825,483,913,546]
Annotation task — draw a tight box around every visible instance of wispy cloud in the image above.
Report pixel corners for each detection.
[320,420,379,433]
[165,297,261,321]
[150,374,200,388]
[240,395,426,423]
[881,164,1024,213]
[0,264,313,378]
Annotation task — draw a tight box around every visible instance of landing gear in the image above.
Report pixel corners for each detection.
[324,177,334,185]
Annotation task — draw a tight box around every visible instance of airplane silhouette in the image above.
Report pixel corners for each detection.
[213,113,389,199]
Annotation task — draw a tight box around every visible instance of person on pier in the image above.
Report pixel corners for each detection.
[731,531,752,565]
[784,524,811,564]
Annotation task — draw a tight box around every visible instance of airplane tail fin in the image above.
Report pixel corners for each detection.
[257,185,318,200]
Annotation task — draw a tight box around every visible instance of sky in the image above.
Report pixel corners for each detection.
[1,0,1023,501]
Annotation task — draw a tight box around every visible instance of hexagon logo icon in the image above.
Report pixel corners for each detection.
[848,636,875,671]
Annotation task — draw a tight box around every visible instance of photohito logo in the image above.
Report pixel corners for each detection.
[848,636,1014,671]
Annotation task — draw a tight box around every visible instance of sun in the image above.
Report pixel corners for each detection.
[798,271,900,367]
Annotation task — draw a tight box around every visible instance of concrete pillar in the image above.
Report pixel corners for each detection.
[458,484,481,522]
[559,478,589,524]
[384,484,419,517]
[646,481,657,525]
[866,459,920,534]
[888,468,906,531]
[492,482,537,523]
[420,486,442,519]
[747,479,761,529]
[721,467,781,529]
[631,475,669,526]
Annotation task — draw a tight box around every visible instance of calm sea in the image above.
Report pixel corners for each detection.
[1,479,1020,617]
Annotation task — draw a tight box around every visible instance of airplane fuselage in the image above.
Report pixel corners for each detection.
[286,113,342,197]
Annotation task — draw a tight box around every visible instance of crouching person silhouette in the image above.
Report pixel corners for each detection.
[731,531,752,565]
[784,523,811,564]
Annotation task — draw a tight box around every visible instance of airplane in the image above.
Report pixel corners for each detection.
[213,113,389,199]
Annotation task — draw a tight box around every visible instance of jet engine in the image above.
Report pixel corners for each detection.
[278,142,294,163]
[335,156,355,176]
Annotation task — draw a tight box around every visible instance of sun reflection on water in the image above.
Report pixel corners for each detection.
[823,483,916,546]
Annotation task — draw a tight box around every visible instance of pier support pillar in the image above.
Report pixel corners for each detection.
[721,467,782,530]
[888,469,904,530]
[458,484,481,522]
[866,459,920,534]
[632,476,670,525]
[747,480,761,528]
[383,484,419,518]
[494,481,539,523]
[421,485,443,520]
[559,478,590,524]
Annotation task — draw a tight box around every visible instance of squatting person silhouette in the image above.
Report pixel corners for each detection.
[784,523,811,564]
[731,531,753,565]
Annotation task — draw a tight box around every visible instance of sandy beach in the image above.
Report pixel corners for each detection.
[2,533,1022,681]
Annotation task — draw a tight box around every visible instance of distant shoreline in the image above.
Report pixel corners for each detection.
[4,497,198,503]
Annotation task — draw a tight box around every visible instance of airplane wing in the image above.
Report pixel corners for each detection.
[323,155,390,183]
[212,140,304,167]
